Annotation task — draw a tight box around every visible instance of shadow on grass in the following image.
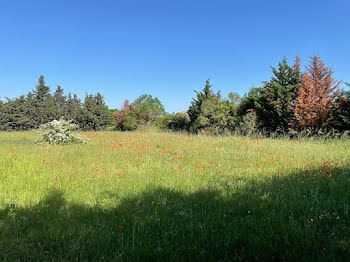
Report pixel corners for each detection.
[1,165,350,261]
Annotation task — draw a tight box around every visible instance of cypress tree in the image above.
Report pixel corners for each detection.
[255,57,301,132]
[53,85,66,118]
[188,79,213,126]
[32,75,51,127]
[66,93,83,125]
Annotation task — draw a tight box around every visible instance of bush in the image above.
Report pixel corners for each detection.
[169,112,190,131]
[38,118,88,144]
[238,110,259,136]
[155,114,174,129]
[122,114,138,131]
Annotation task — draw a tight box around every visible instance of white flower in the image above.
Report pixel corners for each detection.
[38,118,88,144]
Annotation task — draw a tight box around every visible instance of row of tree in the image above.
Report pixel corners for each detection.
[1,56,349,135]
[0,75,113,131]
[161,56,349,135]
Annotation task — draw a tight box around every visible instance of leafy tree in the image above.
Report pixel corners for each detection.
[115,95,165,131]
[292,56,341,130]
[228,92,241,107]
[133,94,165,123]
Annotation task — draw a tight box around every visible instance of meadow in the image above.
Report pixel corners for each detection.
[0,129,349,261]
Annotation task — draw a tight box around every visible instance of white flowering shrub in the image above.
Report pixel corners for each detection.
[38,118,88,144]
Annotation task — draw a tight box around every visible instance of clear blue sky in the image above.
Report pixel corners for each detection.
[0,0,349,113]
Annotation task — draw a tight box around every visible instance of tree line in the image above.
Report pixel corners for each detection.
[160,56,350,136]
[0,75,113,131]
[1,55,349,135]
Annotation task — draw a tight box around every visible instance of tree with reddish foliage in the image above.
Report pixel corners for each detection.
[114,100,131,129]
[291,56,341,131]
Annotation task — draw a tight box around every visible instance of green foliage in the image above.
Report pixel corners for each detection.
[238,110,259,136]
[65,93,83,125]
[53,85,66,119]
[188,79,213,125]
[134,94,165,123]
[327,89,350,132]
[158,112,191,131]
[238,58,301,132]
[32,75,55,127]
[228,92,241,107]
[194,96,235,134]
[154,114,173,129]
[187,79,237,134]
[1,60,348,136]
[115,94,165,131]
[0,76,112,131]
[0,96,32,131]
[81,93,112,131]
[122,113,139,131]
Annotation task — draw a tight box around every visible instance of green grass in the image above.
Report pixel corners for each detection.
[0,130,350,261]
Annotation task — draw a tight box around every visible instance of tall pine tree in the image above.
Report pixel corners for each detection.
[32,75,52,127]
[53,85,66,119]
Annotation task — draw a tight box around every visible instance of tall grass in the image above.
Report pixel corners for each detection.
[0,130,349,261]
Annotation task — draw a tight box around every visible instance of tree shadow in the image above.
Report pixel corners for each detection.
[1,165,350,261]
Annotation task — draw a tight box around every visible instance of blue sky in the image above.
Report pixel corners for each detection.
[0,0,349,113]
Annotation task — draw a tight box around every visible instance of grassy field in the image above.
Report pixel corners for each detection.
[0,130,349,261]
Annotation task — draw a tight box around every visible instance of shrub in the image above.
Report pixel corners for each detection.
[169,112,190,131]
[122,114,138,131]
[38,118,87,144]
[238,110,259,136]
